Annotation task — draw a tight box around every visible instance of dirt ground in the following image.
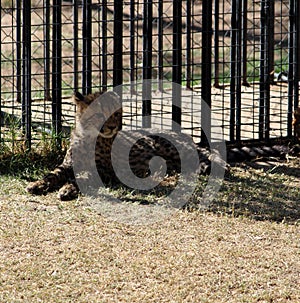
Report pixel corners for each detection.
[0,158,299,303]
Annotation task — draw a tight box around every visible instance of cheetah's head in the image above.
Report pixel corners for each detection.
[73,91,122,139]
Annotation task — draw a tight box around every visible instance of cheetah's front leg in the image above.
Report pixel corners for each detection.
[26,165,74,196]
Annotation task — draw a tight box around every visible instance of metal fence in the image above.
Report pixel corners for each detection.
[0,0,299,150]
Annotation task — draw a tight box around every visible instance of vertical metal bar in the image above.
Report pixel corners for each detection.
[16,0,22,103]
[186,0,192,89]
[44,0,51,100]
[130,0,135,93]
[73,0,79,91]
[172,0,182,87]
[268,0,275,84]
[295,0,300,109]
[288,0,295,137]
[113,0,123,88]
[130,1,135,81]
[52,0,62,144]
[259,0,271,141]
[158,0,163,91]
[0,7,1,140]
[101,0,107,91]
[142,0,152,128]
[230,0,237,142]
[82,0,92,95]
[242,0,249,86]
[259,0,266,140]
[264,0,272,140]
[22,0,32,149]
[201,0,212,145]
[235,0,242,142]
[172,0,182,131]
[214,0,220,88]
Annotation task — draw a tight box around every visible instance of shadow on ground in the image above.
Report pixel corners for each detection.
[0,150,299,224]
[208,160,300,223]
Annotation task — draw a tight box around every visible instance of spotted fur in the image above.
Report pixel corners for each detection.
[27,91,192,200]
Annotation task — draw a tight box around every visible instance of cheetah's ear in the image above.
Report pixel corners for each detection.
[75,91,84,101]
[294,108,300,120]
[74,91,85,102]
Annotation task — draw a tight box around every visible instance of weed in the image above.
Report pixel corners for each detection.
[0,123,67,180]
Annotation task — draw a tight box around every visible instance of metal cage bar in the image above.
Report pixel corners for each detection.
[241,0,249,86]
[185,0,192,89]
[142,0,152,128]
[44,0,51,101]
[73,0,79,92]
[295,0,300,109]
[157,0,163,92]
[235,0,242,142]
[201,0,212,145]
[0,6,1,140]
[82,0,92,95]
[259,0,272,141]
[22,0,32,149]
[101,0,108,91]
[172,0,182,131]
[230,0,237,142]
[214,0,220,88]
[113,0,123,88]
[16,1,22,104]
[288,0,295,137]
[52,0,62,145]
[129,0,136,90]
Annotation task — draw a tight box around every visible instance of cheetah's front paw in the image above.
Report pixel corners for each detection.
[26,180,48,195]
[57,183,79,201]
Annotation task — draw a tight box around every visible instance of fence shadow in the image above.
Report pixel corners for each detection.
[1,143,299,224]
[210,160,300,224]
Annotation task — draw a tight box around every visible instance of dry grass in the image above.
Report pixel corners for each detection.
[0,157,300,303]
